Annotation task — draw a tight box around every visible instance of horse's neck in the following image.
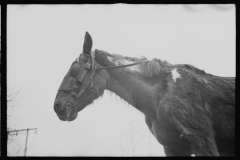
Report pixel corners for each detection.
[106,70,158,118]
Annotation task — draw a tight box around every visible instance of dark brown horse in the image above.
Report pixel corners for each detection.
[54,32,235,156]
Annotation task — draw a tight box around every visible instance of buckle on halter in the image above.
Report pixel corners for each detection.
[85,58,92,69]
[66,94,78,107]
[85,62,91,69]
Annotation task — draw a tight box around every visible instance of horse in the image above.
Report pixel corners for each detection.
[54,32,235,156]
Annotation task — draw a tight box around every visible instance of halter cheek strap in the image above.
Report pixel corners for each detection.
[67,51,97,107]
[91,50,95,90]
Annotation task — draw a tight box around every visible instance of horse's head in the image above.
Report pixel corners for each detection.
[54,32,108,121]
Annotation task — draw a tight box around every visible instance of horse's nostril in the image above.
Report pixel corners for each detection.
[54,103,60,113]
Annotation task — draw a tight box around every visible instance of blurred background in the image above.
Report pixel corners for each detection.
[7,4,235,156]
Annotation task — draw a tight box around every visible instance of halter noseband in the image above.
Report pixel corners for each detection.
[66,50,149,108]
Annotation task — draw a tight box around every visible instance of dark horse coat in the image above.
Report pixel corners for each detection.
[146,62,235,156]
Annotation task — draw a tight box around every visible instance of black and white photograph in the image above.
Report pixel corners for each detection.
[7,4,235,156]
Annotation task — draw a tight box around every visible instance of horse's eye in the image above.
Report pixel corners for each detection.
[70,63,81,78]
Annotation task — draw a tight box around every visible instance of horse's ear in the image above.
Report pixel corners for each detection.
[83,31,93,55]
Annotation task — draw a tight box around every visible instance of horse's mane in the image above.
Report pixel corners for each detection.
[110,53,209,78]
[97,50,209,78]
[110,54,170,77]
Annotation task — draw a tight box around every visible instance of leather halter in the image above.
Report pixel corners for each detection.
[66,50,149,108]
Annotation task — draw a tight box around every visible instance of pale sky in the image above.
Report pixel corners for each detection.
[7,4,235,156]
